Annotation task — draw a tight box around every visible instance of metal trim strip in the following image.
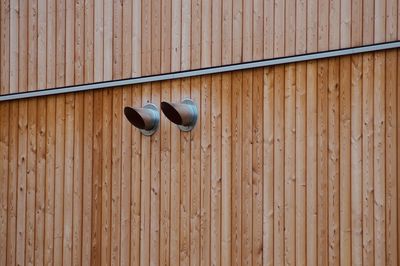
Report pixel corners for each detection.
[1,41,399,101]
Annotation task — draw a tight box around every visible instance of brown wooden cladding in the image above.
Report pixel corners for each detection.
[1,0,400,94]
[0,49,399,265]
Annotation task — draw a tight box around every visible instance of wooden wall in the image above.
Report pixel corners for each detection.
[1,0,400,94]
[0,49,399,265]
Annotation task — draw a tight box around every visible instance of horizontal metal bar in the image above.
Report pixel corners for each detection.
[1,41,399,102]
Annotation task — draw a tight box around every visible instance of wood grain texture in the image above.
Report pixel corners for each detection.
[0,50,398,265]
[0,0,398,94]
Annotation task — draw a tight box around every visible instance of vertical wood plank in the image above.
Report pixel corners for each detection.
[243,0,253,61]
[72,93,83,266]
[82,91,93,266]
[63,5,75,265]
[141,0,151,77]
[340,1,352,264]
[242,70,253,266]
[0,0,10,95]
[190,2,201,266]
[362,53,375,266]
[9,0,18,94]
[44,0,56,260]
[274,65,285,266]
[63,94,75,266]
[94,0,103,82]
[328,58,340,266]
[252,68,263,266]
[150,0,161,263]
[101,89,112,266]
[340,55,351,266]
[65,0,74,86]
[120,0,132,264]
[91,72,103,266]
[0,102,9,265]
[151,0,161,74]
[84,0,94,83]
[386,0,397,41]
[181,0,190,70]
[180,79,191,265]
[264,0,274,58]
[363,0,374,45]
[284,64,296,266]
[44,96,56,266]
[211,0,221,66]
[26,1,39,260]
[161,0,171,73]
[170,79,181,265]
[121,86,132,265]
[211,74,222,266]
[139,85,151,265]
[72,1,84,264]
[232,0,242,63]
[200,76,211,266]
[111,0,123,264]
[160,80,171,266]
[16,98,28,266]
[18,0,27,93]
[0,2,8,257]
[351,54,363,266]
[27,0,38,90]
[398,49,400,266]
[111,85,122,266]
[253,0,263,60]
[190,76,201,266]
[318,0,329,51]
[132,0,141,77]
[263,67,274,266]
[103,0,112,81]
[35,98,46,266]
[231,71,243,266]
[307,0,318,53]
[169,3,181,262]
[317,59,329,266]
[329,0,340,50]
[150,82,161,265]
[221,72,232,266]
[130,85,141,265]
[171,0,181,72]
[82,0,94,263]
[296,0,307,54]
[36,0,47,261]
[295,3,306,262]
[306,60,318,266]
[340,0,351,48]
[285,0,295,55]
[74,0,84,85]
[385,50,398,266]
[222,0,232,65]
[231,6,243,258]
[351,0,363,46]
[53,95,65,266]
[295,61,307,266]
[7,102,18,266]
[139,3,151,266]
[55,23,67,262]
[374,51,386,266]
[274,0,284,57]
[374,0,386,43]
[92,1,103,263]
[221,1,233,264]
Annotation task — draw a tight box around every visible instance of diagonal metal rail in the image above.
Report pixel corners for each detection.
[1,41,399,102]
